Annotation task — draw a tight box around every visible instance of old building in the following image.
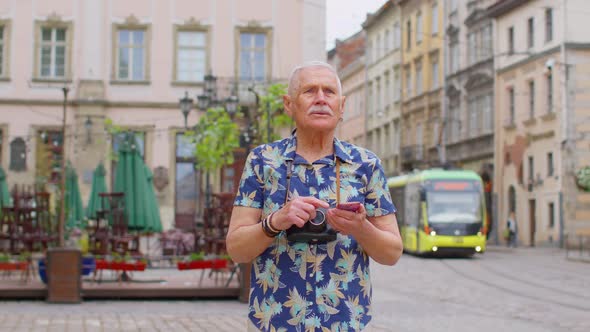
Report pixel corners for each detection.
[328,31,367,147]
[0,0,326,231]
[399,0,444,172]
[443,0,495,175]
[363,0,403,177]
[489,0,590,247]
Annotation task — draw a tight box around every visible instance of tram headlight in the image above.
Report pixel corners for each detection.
[432,246,438,252]
[475,246,482,252]
[430,230,436,236]
[477,231,482,236]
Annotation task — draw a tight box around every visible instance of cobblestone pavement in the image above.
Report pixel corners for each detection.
[0,246,588,331]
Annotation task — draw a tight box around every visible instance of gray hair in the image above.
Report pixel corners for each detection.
[287,61,343,98]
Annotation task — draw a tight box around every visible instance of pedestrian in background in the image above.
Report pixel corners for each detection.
[226,61,403,331]
[506,211,517,248]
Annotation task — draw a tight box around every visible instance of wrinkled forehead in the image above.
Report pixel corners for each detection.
[292,66,340,94]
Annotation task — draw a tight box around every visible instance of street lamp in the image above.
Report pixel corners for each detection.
[193,74,239,208]
[179,91,194,129]
[84,116,93,145]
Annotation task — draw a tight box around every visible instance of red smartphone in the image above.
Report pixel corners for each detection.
[336,202,361,213]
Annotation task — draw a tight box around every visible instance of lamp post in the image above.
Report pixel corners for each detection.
[57,87,69,247]
[179,91,194,129]
[84,116,93,145]
[193,74,239,208]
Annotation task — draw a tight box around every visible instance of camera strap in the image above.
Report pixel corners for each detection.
[284,157,341,205]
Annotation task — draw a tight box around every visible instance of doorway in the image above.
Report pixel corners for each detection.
[528,199,536,247]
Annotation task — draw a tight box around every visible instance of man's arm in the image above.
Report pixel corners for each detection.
[355,213,403,265]
[225,206,274,263]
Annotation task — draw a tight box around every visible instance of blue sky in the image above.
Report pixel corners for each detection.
[326,0,386,50]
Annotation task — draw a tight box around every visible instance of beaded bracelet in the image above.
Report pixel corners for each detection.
[261,212,280,238]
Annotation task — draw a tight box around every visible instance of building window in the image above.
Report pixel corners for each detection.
[545,8,553,42]
[527,17,534,49]
[448,102,460,142]
[450,41,459,73]
[175,30,207,82]
[375,78,381,115]
[431,2,438,35]
[416,123,423,159]
[431,60,439,89]
[368,82,373,114]
[376,35,381,59]
[508,186,516,213]
[0,24,6,77]
[416,12,423,44]
[175,133,200,231]
[394,23,401,50]
[415,62,422,95]
[483,94,493,133]
[36,130,63,184]
[528,156,534,183]
[394,69,400,102]
[116,29,147,81]
[508,26,514,54]
[468,98,478,137]
[482,25,492,59]
[508,87,515,124]
[385,29,391,53]
[528,80,535,119]
[547,152,554,176]
[384,71,390,108]
[548,202,555,228]
[405,67,412,98]
[468,32,476,65]
[38,27,67,79]
[239,31,269,82]
[546,71,553,113]
[406,20,411,50]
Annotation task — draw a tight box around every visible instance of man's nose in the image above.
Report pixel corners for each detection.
[314,89,328,104]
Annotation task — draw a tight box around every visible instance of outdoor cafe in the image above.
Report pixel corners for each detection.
[0,133,245,302]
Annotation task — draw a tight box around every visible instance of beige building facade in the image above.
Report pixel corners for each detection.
[489,0,590,247]
[363,1,403,177]
[0,0,326,231]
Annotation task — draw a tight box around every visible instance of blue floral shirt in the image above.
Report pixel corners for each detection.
[234,133,396,331]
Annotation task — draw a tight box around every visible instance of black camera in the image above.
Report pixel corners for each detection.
[286,208,337,243]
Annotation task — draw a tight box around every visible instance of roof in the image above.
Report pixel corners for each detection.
[362,0,394,29]
[388,169,482,187]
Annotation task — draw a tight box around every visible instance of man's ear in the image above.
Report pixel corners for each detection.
[283,95,293,117]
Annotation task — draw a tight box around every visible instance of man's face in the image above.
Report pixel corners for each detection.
[284,67,345,133]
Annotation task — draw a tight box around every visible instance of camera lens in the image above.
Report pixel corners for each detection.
[309,209,326,226]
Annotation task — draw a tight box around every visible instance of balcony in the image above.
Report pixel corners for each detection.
[401,145,424,163]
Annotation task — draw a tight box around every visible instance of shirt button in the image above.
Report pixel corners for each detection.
[309,273,314,277]
[308,301,313,306]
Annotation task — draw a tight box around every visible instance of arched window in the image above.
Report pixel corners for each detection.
[508,185,516,213]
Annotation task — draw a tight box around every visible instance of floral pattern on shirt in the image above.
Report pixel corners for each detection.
[235,133,396,331]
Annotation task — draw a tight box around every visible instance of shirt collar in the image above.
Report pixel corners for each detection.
[283,130,353,165]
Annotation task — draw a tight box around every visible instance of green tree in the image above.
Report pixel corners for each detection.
[252,83,293,145]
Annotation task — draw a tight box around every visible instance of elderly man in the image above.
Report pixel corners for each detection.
[227,61,403,331]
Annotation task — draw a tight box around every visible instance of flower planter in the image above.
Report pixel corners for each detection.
[0,262,28,271]
[95,260,146,271]
[177,259,228,270]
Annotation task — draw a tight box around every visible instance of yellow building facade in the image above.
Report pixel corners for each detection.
[399,0,444,171]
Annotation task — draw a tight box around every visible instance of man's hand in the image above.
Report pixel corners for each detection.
[272,197,329,230]
[326,204,367,236]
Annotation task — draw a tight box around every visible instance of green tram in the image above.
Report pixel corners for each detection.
[388,169,487,256]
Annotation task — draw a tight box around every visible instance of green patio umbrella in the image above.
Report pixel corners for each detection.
[65,162,85,229]
[85,162,108,220]
[0,166,12,208]
[113,132,162,233]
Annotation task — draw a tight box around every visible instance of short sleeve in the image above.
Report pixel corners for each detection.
[364,157,396,217]
[233,148,264,209]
